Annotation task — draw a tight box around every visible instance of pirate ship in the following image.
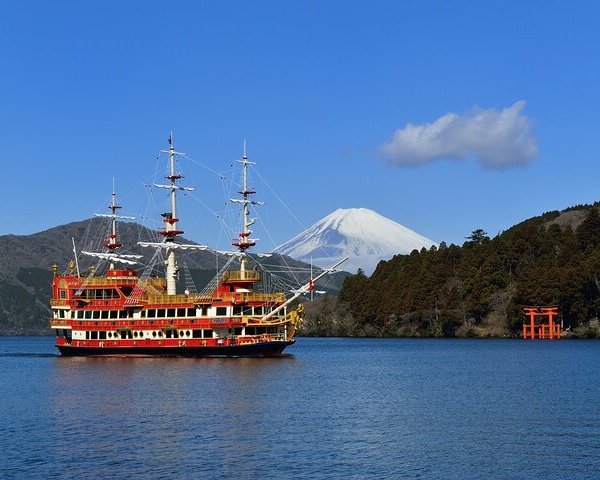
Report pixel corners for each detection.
[49,135,345,356]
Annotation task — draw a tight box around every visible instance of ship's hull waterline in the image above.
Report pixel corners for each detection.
[57,340,295,357]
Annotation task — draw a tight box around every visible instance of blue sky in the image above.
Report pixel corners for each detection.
[1,1,600,251]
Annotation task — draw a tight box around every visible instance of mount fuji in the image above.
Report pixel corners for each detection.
[275,208,437,275]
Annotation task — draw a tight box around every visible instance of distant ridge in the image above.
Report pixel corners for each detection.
[275,208,437,275]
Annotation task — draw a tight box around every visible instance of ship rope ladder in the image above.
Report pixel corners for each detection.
[125,245,164,306]
[195,255,237,303]
[182,259,198,294]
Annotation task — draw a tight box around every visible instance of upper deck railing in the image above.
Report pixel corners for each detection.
[221,270,260,282]
[67,277,167,288]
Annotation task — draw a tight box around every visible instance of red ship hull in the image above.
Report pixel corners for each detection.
[57,340,294,357]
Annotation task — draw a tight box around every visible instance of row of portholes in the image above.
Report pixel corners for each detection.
[108,330,194,338]
[98,330,198,339]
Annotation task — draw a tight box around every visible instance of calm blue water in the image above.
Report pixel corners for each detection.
[1,337,599,479]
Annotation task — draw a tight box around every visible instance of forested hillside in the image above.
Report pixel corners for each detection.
[302,204,600,338]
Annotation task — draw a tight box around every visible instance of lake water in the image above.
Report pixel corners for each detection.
[1,337,599,479]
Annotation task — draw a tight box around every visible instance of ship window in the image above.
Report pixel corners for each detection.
[200,306,208,316]
[157,309,166,318]
[59,289,66,299]
[233,306,242,316]
[118,310,127,319]
[193,330,202,338]
[99,331,107,340]
[101,311,109,319]
[140,310,146,318]
[216,307,227,316]
[84,311,92,319]
[264,306,272,314]
[133,331,138,338]
[158,330,163,337]
[243,306,252,316]
[90,331,98,340]
[76,311,83,319]
[188,308,196,317]
[85,331,90,339]
[109,311,118,319]
[152,331,156,337]
[148,310,156,318]
[177,308,186,317]
[246,327,255,335]
[203,329,213,339]
[92,311,100,319]
[107,332,112,338]
[234,328,242,336]
[186,330,191,337]
[167,309,176,318]
[253,306,263,315]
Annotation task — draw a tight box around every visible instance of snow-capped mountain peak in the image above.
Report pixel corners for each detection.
[275,208,436,275]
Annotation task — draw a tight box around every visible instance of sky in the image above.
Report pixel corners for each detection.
[1,1,600,252]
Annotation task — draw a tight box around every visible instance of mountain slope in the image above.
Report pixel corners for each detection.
[275,208,437,274]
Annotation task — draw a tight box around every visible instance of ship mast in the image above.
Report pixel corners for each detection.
[231,141,262,272]
[82,181,139,270]
[138,134,208,294]
[104,179,123,270]
[161,132,185,295]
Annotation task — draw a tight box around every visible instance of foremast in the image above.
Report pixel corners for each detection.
[230,141,263,271]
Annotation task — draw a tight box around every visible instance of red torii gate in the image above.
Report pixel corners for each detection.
[523,306,560,339]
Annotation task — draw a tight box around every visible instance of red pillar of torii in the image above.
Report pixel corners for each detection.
[523,306,561,339]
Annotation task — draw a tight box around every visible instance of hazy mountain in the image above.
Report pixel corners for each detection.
[275,208,437,275]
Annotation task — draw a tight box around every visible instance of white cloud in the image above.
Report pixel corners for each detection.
[380,101,538,169]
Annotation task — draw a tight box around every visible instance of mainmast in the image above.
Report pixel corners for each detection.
[159,132,187,295]
[138,133,208,294]
[231,141,262,272]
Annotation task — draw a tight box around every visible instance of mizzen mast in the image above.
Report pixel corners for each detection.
[84,181,138,270]
[104,180,123,269]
